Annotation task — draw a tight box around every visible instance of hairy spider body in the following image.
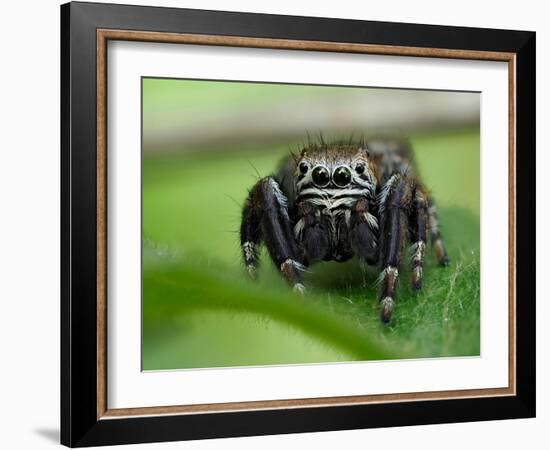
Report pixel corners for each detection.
[240,139,449,323]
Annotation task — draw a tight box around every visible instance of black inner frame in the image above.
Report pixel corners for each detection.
[61,2,536,447]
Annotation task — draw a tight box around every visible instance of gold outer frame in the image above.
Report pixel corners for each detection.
[96,29,516,420]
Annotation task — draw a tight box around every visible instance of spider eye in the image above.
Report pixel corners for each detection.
[355,163,365,174]
[299,162,309,174]
[333,166,352,187]
[312,166,330,188]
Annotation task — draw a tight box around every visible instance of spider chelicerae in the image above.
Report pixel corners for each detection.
[240,138,450,323]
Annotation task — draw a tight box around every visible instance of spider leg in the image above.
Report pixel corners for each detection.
[240,177,306,292]
[377,174,415,323]
[348,198,378,265]
[294,202,330,264]
[409,186,429,290]
[240,193,263,279]
[427,197,450,266]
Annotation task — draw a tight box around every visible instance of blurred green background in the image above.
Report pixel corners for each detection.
[142,78,480,370]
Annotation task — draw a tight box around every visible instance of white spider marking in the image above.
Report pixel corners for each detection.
[325,212,337,243]
[269,177,290,220]
[411,241,426,265]
[242,241,256,261]
[351,170,377,195]
[281,258,306,273]
[295,166,316,190]
[293,283,306,294]
[295,187,322,198]
[376,266,399,286]
[380,296,395,315]
[344,209,351,227]
[330,197,359,210]
[333,188,372,199]
[294,217,306,239]
[378,174,400,214]
[302,197,330,209]
[363,212,379,230]
[297,187,371,199]
[298,192,364,213]
[296,177,310,191]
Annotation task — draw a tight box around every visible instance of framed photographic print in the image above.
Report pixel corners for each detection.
[60,1,536,447]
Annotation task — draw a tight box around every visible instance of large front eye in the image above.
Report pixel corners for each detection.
[312,166,330,188]
[333,166,352,187]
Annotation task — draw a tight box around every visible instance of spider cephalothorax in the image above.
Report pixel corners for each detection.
[240,139,449,323]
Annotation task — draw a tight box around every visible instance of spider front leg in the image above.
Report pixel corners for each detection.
[240,177,306,293]
[377,174,416,323]
[294,202,330,265]
[348,198,379,265]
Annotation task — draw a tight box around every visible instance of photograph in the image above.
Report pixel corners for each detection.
[141,78,481,370]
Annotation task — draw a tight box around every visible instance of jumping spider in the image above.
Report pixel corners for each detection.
[240,138,449,323]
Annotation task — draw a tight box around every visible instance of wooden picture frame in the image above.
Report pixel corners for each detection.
[61,1,535,447]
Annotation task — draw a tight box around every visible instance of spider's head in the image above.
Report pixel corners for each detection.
[294,145,378,192]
